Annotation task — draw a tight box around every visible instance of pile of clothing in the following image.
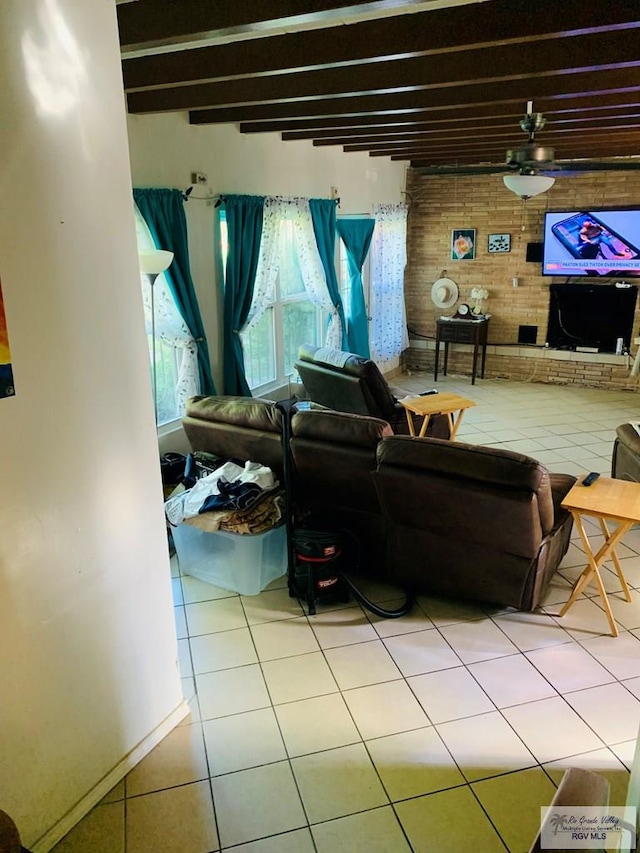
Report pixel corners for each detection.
[165,460,284,535]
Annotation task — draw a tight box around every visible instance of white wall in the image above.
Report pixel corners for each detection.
[0,2,185,848]
[126,113,408,392]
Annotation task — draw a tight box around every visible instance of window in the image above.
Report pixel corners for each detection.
[338,238,351,306]
[338,236,371,316]
[221,211,326,394]
[135,207,200,426]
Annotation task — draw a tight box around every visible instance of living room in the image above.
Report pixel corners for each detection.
[127,111,640,417]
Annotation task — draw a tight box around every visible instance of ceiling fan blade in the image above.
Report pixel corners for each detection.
[551,160,640,172]
[414,164,510,176]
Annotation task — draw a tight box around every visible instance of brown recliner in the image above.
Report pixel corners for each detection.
[182,395,285,480]
[290,408,393,576]
[373,436,576,611]
[612,423,640,482]
[295,344,450,438]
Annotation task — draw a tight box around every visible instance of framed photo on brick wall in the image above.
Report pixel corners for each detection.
[488,233,511,253]
[451,229,476,260]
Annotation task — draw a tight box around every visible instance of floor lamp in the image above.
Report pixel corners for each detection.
[138,249,174,424]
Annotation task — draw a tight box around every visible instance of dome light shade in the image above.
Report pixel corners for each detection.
[503,174,555,199]
[138,250,174,275]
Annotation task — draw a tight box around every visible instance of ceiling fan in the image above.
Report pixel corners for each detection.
[415,101,640,196]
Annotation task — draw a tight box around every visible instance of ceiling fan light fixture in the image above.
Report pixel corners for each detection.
[503,174,555,199]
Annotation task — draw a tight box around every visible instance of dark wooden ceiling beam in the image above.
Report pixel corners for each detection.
[126,30,640,114]
[362,142,629,169]
[307,116,640,146]
[345,125,640,150]
[252,111,525,136]
[388,139,640,165]
[121,0,640,91]
[293,118,520,142]
[117,0,386,52]
[367,131,640,157]
[183,70,640,124]
[238,97,640,134]
[408,146,640,166]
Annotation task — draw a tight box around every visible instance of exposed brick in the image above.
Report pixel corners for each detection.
[404,169,640,392]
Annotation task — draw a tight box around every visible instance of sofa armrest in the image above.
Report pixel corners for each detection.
[549,472,578,525]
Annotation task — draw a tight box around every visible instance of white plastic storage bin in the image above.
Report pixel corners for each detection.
[172,522,287,595]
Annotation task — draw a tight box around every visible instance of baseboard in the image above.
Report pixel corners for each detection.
[383,362,404,380]
[32,699,190,853]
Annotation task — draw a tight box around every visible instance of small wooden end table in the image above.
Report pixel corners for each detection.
[559,475,638,637]
[399,392,476,439]
[435,318,489,385]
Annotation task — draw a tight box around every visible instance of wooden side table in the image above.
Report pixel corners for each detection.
[435,318,489,385]
[559,475,638,637]
[399,392,476,439]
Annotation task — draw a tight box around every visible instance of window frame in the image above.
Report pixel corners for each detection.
[220,210,327,396]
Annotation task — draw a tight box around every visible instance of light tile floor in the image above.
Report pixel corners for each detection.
[52,375,640,853]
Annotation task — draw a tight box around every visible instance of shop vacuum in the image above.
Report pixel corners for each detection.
[277,400,414,618]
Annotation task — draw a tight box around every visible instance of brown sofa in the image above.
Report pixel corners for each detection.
[181,395,575,610]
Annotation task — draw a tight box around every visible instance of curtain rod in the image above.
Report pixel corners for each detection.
[203,193,340,208]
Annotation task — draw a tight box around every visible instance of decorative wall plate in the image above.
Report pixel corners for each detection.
[488,233,511,253]
[431,278,459,308]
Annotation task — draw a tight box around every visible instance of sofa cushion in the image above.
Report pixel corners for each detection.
[186,395,283,432]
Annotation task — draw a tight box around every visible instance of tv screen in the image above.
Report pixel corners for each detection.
[542,209,640,277]
[546,283,638,352]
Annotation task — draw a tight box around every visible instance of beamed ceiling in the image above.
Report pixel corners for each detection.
[117,0,640,170]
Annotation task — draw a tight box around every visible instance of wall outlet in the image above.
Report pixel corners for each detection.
[191,172,208,185]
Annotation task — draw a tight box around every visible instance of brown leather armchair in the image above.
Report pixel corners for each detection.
[372,435,576,611]
[294,344,450,438]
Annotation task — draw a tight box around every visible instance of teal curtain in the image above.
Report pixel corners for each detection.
[133,187,216,395]
[336,218,375,358]
[221,195,265,396]
[309,198,347,349]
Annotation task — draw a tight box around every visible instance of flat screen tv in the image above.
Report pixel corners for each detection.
[542,208,640,277]
[546,283,638,352]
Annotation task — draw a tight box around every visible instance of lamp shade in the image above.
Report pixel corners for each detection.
[502,174,555,199]
[138,249,174,275]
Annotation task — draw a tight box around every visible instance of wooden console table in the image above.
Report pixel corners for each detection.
[434,318,489,385]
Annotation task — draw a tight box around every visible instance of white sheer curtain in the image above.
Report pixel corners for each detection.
[134,205,199,421]
[244,196,341,349]
[369,202,409,361]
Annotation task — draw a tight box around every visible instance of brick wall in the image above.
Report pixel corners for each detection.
[404,168,640,390]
